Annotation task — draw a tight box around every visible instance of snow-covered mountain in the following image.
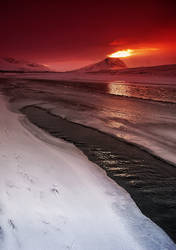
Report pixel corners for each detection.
[75,57,127,73]
[0,57,50,72]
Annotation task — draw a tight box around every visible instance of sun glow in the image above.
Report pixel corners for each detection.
[108,48,160,58]
[108,49,133,58]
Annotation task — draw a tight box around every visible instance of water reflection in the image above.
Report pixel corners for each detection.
[108,81,176,103]
[108,81,132,98]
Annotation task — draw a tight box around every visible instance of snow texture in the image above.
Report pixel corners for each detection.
[0,94,175,249]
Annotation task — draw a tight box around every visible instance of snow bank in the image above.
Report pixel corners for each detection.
[0,94,175,249]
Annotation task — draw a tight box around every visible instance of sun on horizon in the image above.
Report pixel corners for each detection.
[108,49,133,58]
[108,47,160,59]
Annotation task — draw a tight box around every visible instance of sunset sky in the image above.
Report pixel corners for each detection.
[1,0,176,71]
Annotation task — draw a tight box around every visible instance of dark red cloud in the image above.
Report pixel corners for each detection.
[0,0,176,69]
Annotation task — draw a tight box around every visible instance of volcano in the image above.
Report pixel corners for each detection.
[75,57,127,73]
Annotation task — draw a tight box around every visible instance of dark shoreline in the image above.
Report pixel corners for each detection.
[21,105,176,242]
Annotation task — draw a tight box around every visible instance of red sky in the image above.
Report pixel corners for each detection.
[0,0,176,70]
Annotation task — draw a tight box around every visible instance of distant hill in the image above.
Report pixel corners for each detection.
[72,56,176,77]
[85,63,176,77]
[0,57,50,72]
[74,57,127,73]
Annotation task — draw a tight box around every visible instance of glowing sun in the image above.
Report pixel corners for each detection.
[108,49,133,58]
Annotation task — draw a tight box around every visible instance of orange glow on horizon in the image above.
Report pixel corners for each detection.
[108,48,160,58]
[108,49,133,58]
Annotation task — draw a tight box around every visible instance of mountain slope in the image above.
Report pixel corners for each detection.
[75,57,127,73]
[0,57,50,72]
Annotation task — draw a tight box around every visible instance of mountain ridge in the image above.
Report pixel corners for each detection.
[0,57,50,72]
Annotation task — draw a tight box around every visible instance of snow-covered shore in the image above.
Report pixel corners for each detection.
[0,94,175,249]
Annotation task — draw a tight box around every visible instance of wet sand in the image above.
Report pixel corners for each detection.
[21,105,176,242]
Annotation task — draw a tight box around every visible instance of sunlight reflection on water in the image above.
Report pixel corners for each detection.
[108,81,176,103]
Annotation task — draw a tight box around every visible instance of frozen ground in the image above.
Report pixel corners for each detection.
[0,93,175,249]
[6,77,175,166]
